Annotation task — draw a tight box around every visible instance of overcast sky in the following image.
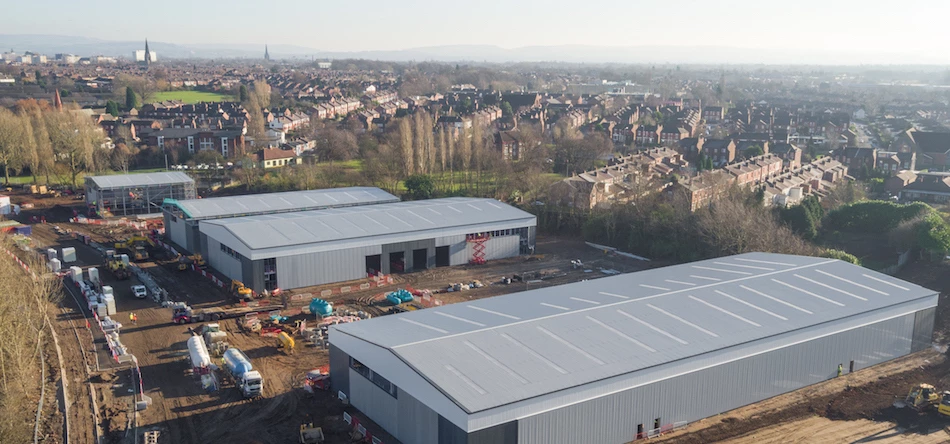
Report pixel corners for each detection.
[5,0,949,56]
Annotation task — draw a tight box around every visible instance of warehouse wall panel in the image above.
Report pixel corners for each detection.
[205,237,243,283]
[912,307,936,352]
[397,388,440,444]
[517,312,918,444]
[275,245,382,290]
[164,212,186,249]
[328,345,350,395]
[349,368,398,436]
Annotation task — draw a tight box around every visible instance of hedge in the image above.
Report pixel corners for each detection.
[824,201,932,233]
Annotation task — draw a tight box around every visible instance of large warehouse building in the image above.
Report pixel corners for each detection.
[85,172,196,216]
[329,252,936,444]
[162,187,399,254]
[197,197,536,292]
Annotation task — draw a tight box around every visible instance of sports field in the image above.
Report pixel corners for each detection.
[149,91,234,104]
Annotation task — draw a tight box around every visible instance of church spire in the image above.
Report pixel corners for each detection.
[264,44,270,61]
[144,39,151,68]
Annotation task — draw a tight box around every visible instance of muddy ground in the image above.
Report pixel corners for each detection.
[12,187,950,444]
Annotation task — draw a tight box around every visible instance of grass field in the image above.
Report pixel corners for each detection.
[150,91,234,104]
[3,168,167,186]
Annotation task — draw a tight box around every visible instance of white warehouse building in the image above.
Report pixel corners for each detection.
[197,197,537,292]
[162,187,399,254]
[329,253,936,444]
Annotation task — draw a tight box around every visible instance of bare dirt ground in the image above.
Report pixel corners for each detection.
[14,185,950,444]
[723,416,950,444]
[11,185,650,444]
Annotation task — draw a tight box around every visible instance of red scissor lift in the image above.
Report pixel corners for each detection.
[466,233,490,265]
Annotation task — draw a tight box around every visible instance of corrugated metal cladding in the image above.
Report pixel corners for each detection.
[204,237,243,283]
[517,311,922,444]
[164,212,187,250]
[912,307,936,352]
[328,345,349,395]
[437,416,518,444]
[275,245,381,290]
[348,367,440,444]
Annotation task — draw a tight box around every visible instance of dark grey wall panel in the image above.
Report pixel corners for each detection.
[329,345,350,395]
[439,415,468,444]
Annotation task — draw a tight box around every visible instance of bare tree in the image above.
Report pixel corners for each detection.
[0,109,27,185]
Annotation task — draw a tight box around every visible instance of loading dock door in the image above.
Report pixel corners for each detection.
[436,246,450,267]
[389,252,405,273]
[366,254,382,276]
[412,249,428,271]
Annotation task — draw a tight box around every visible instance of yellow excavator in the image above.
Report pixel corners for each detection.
[115,236,152,262]
[905,383,939,411]
[190,253,207,269]
[231,280,253,301]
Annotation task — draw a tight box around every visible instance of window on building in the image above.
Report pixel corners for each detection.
[221,137,229,157]
[263,258,278,291]
[349,357,398,398]
[187,136,194,153]
[199,138,214,151]
[220,243,238,258]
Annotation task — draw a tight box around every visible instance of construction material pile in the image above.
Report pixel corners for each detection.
[385,289,414,305]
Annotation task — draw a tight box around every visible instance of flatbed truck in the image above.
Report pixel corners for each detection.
[171,302,263,324]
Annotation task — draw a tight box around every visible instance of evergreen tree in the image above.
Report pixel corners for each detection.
[239,84,249,103]
[125,87,139,110]
[105,101,120,117]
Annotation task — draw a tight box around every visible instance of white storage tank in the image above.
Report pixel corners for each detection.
[102,286,113,297]
[61,247,77,263]
[0,195,10,215]
[48,258,61,272]
[47,248,57,261]
[87,267,99,285]
[69,266,82,282]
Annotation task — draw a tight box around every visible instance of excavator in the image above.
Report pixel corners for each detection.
[231,280,253,301]
[940,391,950,418]
[176,254,190,271]
[190,253,207,269]
[904,383,939,411]
[104,251,132,280]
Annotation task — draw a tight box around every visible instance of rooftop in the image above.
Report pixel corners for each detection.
[164,187,399,220]
[332,253,935,416]
[198,197,536,259]
[86,172,194,189]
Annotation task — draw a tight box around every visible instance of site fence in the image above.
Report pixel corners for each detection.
[70,216,151,230]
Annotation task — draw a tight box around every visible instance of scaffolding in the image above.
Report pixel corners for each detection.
[85,173,197,217]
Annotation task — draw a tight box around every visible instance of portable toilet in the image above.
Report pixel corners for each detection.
[48,258,61,272]
[69,266,82,282]
[87,267,100,286]
[47,248,57,261]
[61,247,77,263]
[102,286,113,297]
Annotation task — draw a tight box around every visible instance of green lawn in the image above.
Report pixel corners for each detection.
[150,91,235,104]
[3,168,168,187]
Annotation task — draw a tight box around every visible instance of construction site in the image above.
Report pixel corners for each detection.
[7,182,950,444]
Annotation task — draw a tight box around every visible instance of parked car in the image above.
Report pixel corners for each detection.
[131,285,148,299]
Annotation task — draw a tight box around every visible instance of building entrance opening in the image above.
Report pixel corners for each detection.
[435,246,450,267]
[389,252,405,273]
[365,254,381,275]
[412,249,427,271]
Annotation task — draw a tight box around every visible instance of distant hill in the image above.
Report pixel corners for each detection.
[0,35,944,65]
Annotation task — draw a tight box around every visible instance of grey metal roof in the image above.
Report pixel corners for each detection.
[198,197,536,259]
[331,253,936,415]
[166,187,399,220]
[85,172,194,189]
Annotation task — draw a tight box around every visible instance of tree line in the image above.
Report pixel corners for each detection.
[0,99,105,187]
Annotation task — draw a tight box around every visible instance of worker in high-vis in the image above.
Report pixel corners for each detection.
[130,312,137,325]
[837,363,843,377]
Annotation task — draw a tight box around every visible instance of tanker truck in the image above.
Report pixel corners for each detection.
[222,348,263,398]
[187,335,217,392]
